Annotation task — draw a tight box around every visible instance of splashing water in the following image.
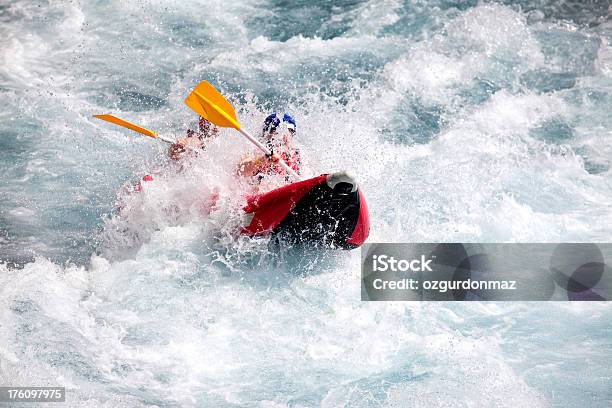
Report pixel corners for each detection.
[1,0,612,406]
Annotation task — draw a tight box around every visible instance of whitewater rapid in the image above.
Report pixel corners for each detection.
[1,0,612,406]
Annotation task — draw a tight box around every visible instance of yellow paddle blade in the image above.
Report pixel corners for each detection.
[184,81,241,130]
[93,114,157,138]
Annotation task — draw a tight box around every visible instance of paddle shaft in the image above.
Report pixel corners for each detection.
[156,134,177,144]
[237,128,301,180]
[159,135,207,153]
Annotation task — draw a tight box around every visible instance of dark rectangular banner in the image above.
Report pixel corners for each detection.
[361,243,612,301]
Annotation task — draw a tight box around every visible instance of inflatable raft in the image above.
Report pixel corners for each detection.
[132,171,369,249]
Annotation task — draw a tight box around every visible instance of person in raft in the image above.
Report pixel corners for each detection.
[237,113,301,179]
[169,117,219,160]
[127,118,219,197]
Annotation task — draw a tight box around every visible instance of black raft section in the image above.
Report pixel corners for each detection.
[272,179,361,249]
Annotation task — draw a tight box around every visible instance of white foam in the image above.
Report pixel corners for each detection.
[2,1,612,406]
[345,0,403,36]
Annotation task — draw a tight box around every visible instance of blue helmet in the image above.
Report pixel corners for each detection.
[282,113,296,132]
[263,113,296,134]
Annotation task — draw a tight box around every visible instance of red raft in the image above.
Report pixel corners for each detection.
[242,172,369,249]
[135,171,370,249]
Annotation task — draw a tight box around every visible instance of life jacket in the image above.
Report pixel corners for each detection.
[260,135,300,176]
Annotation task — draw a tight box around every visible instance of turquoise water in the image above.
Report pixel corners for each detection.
[1,0,612,406]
